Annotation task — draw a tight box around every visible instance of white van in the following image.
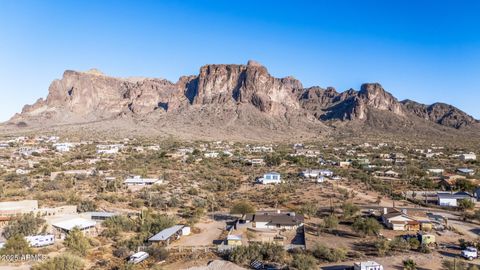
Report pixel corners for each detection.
[128,251,149,264]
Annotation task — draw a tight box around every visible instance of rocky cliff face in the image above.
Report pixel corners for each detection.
[401,99,479,129]
[297,83,406,121]
[9,61,479,135]
[188,60,302,115]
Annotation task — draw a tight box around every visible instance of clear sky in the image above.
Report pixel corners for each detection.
[1,0,479,121]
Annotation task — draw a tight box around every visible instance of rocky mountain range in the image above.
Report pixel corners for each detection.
[4,60,479,141]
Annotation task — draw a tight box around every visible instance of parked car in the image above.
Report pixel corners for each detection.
[461,247,478,260]
[128,251,149,264]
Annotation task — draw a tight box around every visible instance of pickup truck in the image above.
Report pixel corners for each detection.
[461,247,478,260]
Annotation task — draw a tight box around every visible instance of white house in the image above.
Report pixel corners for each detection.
[301,169,333,178]
[96,144,123,155]
[124,176,163,186]
[15,168,30,175]
[427,168,444,175]
[204,152,219,158]
[437,192,475,207]
[381,208,419,231]
[53,143,75,152]
[25,235,55,247]
[257,172,281,184]
[457,168,475,176]
[248,159,264,166]
[354,261,384,270]
[460,153,477,161]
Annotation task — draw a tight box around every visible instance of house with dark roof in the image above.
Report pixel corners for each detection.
[245,210,304,230]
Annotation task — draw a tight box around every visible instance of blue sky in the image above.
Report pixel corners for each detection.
[1,0,479,121]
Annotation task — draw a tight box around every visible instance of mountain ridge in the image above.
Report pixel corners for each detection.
[5,60,479,141]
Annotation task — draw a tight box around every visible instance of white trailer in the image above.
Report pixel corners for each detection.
[25,235,55,247]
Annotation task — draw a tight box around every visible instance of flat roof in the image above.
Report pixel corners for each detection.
[0,200,38,210]
[52,217,96,231]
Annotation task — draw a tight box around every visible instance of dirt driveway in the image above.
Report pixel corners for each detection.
[172,218,225,246]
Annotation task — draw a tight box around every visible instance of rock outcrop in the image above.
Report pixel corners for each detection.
[401,99,479,129]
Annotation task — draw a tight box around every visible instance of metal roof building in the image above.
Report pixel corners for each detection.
[147,225,187,245]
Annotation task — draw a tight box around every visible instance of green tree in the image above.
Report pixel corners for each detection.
[32,253,84,270]
[0,234,33,255]
[77,200,97,213]
[147,245,169,261]
[403,259,417,270]
[265,154,282,167]
[299,202,318,218]
[322,215,339,232]
[312,244,346,262]
[375,239,391,256]
[230,201,255,216]
[458,199,475,211]
[291,253,317,270]
[408,237,420,250]
[2,213,45,239]
[390,237,410,252]
[64,228,91,256]
[352,217,381,237]
[341,202,360,220]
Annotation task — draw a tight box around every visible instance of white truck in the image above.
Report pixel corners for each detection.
[461,247,478,260]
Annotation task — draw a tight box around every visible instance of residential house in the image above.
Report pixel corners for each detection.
[427,169,444,175]
[460,153,477,161]
[381,208,420,231]
[354,261,384,270]
[249,146,273,153]
[437,192,475,207]
[247,159,264,166]
[0,200,38,218]
[257,172,281,185]
[439,174,467,190]
[15,168,30,175]
[53,143,75,152]
[384,170,400,178]
[124,176,164,186]
[457,168,475,176]
[338,161,352,168]
[204,151,219,158]
[244,210,304,230]
[96,144,123,154]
